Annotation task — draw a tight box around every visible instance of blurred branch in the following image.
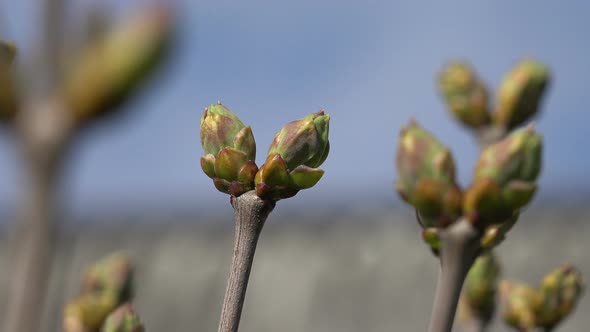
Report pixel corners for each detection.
[43,0,66,86]
[3,0,71,331]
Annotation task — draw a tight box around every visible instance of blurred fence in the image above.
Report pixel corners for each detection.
[0,208,588,332]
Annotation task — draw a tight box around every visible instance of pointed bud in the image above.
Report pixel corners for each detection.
[102,304,145,332]
[256,111,330,200]
[396,120,462,227]
[467,126,542,225]
[62,6,173,120]
[461,252,501,326]
[536,264,584,329]
[200,103,258,197]
[82,253,134,303]
[494,59,550,130]
[267,110,330,169]
[500,281,539,331]
[0,40,18,122]
[438,61,491,129]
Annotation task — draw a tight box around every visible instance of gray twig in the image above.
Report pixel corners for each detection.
[217,191,275,332]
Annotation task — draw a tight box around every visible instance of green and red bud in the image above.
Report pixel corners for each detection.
[396,120,462,227]
[200,103,258,197]
[464,126,542,225]
[62,6,173,120]
[438,61,491,129]
[493,59,550,130]
[535,264,584,329]
[102,304,145,332]
[255,110,330,200]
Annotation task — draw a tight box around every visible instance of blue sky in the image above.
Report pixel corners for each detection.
[1,0,589,215]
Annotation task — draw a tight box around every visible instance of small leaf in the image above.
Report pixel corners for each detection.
[256,154,291,187]
[200,154,216,179]
[214,148,248,181]
[290,165,324,189]
[237,160,258,185]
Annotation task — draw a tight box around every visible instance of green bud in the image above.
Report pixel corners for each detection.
[200,103,258,197]
[102,304,145,332]
[396,120,462,227]
[494,59,550,130]
[255,111,330,200]
[438,61,491,129]
[500,281,539,331]
[0,40,18,122]
[467,126,542,224]
[82,253,134,304]
[462,252,501,325]
[62,6,173,120]
[64,293,118,332]
[535,264,584,329]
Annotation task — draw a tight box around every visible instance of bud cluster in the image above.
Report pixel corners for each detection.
[501,264,584,331]
[395,119,542,252]
[438,59,550,133]
[200,103,330,201]
[63,253,143,332]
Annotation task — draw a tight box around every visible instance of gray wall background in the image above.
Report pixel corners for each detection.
[1,207,587,332]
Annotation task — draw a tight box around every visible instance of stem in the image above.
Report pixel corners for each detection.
[3,152,61,332]
[477,126,506,148]
[428,218,481,332]
[4,97,74,332]
[217,191,275,332]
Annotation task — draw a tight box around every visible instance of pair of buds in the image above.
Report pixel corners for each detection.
[200,102,330,201]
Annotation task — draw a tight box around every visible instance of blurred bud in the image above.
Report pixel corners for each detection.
[0,40,18,122]
[535,264,584,329]
[500,281,539,331]
[480,211,519,250]
[64,294,118,332]
[200,102,258,197]
[438,61,491,129]
[62,6,173,120]
[462,252,501,326]
[0,41,16,64]
[422,227,441,251]
[82,252,134,303]
[102,304,145,332]
[395,120,462,227]
[464,126,542,225]
[255,110,330,200]
[493,59,550,130]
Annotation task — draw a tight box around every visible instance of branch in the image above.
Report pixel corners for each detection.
[428,218,482,332]
[217,191,275,332]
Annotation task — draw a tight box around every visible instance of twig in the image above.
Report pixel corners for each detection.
[217,191,275,332]
[428,218,482,332]
[3,98,75,332]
